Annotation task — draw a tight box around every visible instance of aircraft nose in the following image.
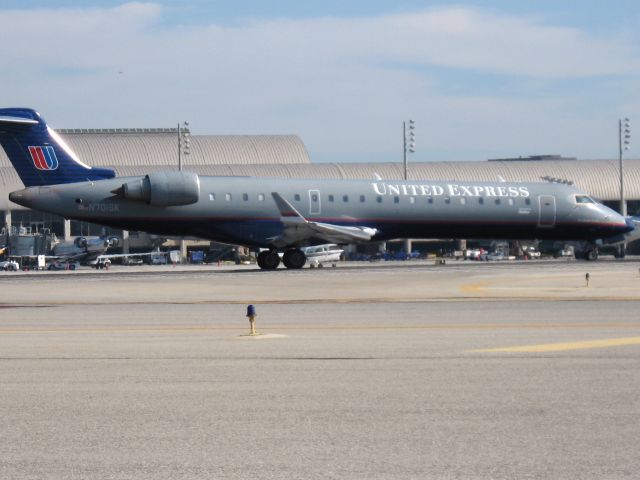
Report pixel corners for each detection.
[624,217,636,233]
[607,208,634,233]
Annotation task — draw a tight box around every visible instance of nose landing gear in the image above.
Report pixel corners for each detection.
[576,247,599,261]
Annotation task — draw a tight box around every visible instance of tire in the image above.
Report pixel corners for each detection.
[258,250,280,270]
[282,249,306,269]
[614,245,626,259]
[587,249,598,261]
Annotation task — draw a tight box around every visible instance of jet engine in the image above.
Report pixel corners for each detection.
[112,171,200,206]
[74,236,87,248]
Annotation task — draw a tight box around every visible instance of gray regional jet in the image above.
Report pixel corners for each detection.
[0,108,634,269]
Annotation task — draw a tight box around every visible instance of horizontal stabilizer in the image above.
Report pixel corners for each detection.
[0,115,38,125]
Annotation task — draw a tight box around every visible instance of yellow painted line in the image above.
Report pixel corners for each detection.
[471,336,640,353]
[460,282,486,292]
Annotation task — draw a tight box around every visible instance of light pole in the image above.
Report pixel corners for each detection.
[177,121,191,263]
[619,117,631,217]
[178,121,190,171]
[403,119,415,180]
[402,120,416,256]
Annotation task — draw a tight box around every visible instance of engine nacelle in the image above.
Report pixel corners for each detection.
[74,236,87,248]
[115,171,200,206]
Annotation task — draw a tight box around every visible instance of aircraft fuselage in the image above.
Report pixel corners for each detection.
[9,175,631,247]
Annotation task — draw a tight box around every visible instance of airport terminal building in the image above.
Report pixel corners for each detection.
[1,128,639,252]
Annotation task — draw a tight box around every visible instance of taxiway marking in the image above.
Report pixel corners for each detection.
[471,336,640,353]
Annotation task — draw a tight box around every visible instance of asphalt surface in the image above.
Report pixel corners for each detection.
[1,261,640,479]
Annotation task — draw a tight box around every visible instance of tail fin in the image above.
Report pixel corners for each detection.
[0,108,115,186]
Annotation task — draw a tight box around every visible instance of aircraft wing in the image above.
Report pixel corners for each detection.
[270,192,378,247]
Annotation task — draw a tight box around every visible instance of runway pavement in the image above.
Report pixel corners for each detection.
[1,261,639,479]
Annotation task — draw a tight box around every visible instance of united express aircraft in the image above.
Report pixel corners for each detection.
[0,108,633,269]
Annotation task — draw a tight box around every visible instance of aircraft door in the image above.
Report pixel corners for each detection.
[538,195,556,227]
[309,189,321,216]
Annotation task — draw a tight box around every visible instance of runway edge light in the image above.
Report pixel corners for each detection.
[246,304,258,335]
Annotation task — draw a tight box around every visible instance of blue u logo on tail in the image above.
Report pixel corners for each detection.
[0,107,115,186]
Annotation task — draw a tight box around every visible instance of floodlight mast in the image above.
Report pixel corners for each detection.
[619,117,631,217]
[403,119,415,180]
[178,121,190,172]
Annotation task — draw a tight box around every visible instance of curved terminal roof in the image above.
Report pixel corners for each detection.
[0,128,639,209]
[114,159,640,201]
[0,130,310,169]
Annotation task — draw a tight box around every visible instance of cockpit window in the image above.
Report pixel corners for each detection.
[575,195,595,204]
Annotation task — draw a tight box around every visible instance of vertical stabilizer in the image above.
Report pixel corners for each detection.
[0,108,115,186]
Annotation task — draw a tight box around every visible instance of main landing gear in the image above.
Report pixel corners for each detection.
[282,248,306,269]
[257,250,280,270]
[256,248,307,270]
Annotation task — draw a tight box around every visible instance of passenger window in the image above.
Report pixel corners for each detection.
[342,195,349,202]
[243,193,249,201]
[508,198,514,206]
[209,193,215,201]
[444,197,451,204]
[360,195,365,203]
[312,194,318,202]
[495,198,501,205]
[225,193,232,201]
[479,198,484,205]
[394,196,400,204]
[525,198,531,206]
[409,196,415,204]
[294,194,301,201]
[258,193,265,201]
[376,196,383,203]
[328,195,334,202]
[427,197,433,204]
[460,197,466,205]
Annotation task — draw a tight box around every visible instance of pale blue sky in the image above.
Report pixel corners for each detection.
[1,1,639,162]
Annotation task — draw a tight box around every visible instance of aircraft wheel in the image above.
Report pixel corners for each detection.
[257,250,280,270]
[282,248,306,269]
[586,249,599,261]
